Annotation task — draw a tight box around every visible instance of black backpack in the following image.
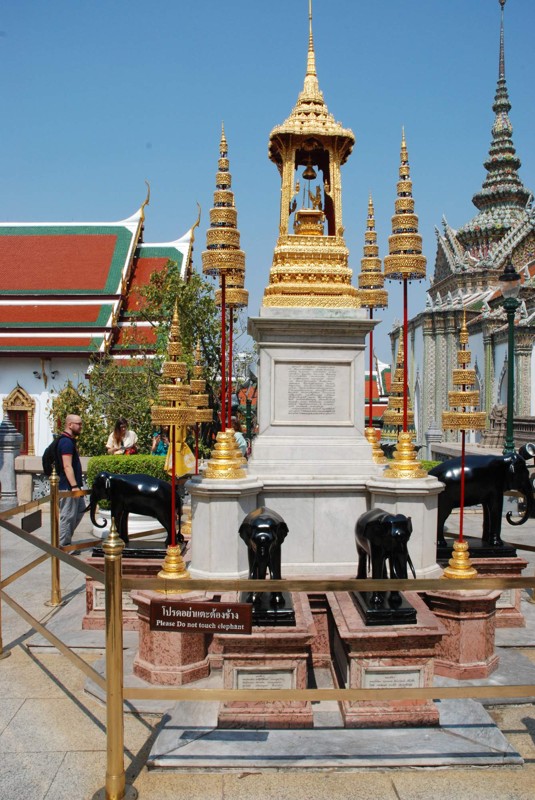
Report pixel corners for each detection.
[42,434,68,477]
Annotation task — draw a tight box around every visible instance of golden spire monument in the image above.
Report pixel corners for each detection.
[383,130,427,479]
[262,0,360,309]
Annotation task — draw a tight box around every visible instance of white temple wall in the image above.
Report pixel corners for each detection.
[0,357,89,455]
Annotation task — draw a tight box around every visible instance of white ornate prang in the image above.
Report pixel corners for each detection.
[425,292,433,309]
[446,290,454,308]
[520,299,528,319]
[435,291,442,307]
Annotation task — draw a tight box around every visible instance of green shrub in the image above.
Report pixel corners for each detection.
[419,460,440,472]
[86,454,169,487]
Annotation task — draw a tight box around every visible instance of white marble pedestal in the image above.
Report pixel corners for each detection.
[187,475,263,579]
[366,475,445,578]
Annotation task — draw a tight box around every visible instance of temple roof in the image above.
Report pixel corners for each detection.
[0,210,192,356]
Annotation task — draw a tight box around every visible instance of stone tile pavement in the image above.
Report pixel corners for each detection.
[1,506,535,798]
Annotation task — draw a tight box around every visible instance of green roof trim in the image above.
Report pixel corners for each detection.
[135,245,184,267]
[0,225,136,295]
[1,304,114,328]
[0,339,104,353]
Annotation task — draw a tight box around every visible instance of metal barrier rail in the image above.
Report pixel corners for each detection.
[2,487,535,798]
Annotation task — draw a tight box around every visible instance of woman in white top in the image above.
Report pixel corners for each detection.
[106,417,138,455]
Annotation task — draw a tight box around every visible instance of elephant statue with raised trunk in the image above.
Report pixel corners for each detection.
[239,506,289,607]
[429,445,535,548]
[355,509,416,607]
[88,471,183,546]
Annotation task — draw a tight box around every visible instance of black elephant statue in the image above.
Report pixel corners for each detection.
[355,508,416,607]
[239,506,289,607]
[88,471,183,546]
[429,445,535,548]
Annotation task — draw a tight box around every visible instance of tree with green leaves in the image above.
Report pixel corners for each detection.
[50,261,220,457]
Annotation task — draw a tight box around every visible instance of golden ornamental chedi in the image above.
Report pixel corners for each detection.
[383,130,426,282]
[358,194,388,310]
[202,124,248,310]
[262,4,360,308]
[442,314,487,434]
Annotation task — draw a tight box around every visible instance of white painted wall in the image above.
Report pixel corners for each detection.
[0,357,89,454]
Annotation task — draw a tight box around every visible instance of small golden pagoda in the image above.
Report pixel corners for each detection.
[381,336,415,440]
[442,316,487,436]
[262,2,360,308]
[383,130,426,283]
[442,313,487,579]
[358,195,388,464]
[151,307,197,584]
[202,124,248,310]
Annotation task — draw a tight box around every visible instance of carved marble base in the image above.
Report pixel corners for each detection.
[329,591,444,728]
[423,590,500,679]
[216,592,315,729]
[131,590,209,685]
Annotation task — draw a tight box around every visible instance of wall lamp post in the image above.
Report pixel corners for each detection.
[499,262,521,455]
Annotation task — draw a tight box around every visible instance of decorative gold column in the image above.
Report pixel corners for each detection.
[442,313,487,579]
[151,308,196,584]
[357,195,388,464]
[383,130,427,479]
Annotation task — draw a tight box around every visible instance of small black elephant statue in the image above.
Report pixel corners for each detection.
[429,445,535,548]
[89,471,183,546]
[239,506,289,607]
[355,508,416,607]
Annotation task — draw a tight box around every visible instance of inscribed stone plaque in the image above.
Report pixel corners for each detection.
[363,668,422,690]
[236,668,295,690]
[94,587,136,612]
[496,588,514,609]
[273,360,352,425]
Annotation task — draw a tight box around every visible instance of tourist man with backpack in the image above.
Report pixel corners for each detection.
[57,414,85,548]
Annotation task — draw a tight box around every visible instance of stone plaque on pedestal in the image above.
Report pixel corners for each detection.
[328,591,445,728]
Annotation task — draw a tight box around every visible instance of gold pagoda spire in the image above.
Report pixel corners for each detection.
[381,336,414,438]
[442,311,486,579]
[383,130,426,282]
[262,4,359,309]
[358,194,388,309]
[202,125,248,310]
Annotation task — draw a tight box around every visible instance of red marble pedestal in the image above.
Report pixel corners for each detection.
[423,589,500,679]
[131,590,210,685]
[469,556,528,628]
[328,591,445,728]
[82,556,163,631]
[215,592,315,729]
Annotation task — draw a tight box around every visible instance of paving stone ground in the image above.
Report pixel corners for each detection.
[1,504,535,799]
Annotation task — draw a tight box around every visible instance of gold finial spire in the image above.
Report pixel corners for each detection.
[220,122,228,156]
[140,180,151,221]
[306,0,317,78]
[301,0,321,99]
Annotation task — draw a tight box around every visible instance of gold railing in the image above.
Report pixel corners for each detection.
[1,486,535,798]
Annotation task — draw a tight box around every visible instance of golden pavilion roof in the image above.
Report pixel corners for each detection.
[268,7,354,166]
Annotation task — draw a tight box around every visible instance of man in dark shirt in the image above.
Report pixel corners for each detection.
[57,414,85,547]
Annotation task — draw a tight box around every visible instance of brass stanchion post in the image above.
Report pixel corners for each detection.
[93,520,137,800]
[46,466,62,607]
[0,525,11,661]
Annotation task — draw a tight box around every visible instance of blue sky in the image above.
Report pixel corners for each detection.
[2,0,534,362]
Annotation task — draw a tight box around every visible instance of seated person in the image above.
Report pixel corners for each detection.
[106,417,138,455]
